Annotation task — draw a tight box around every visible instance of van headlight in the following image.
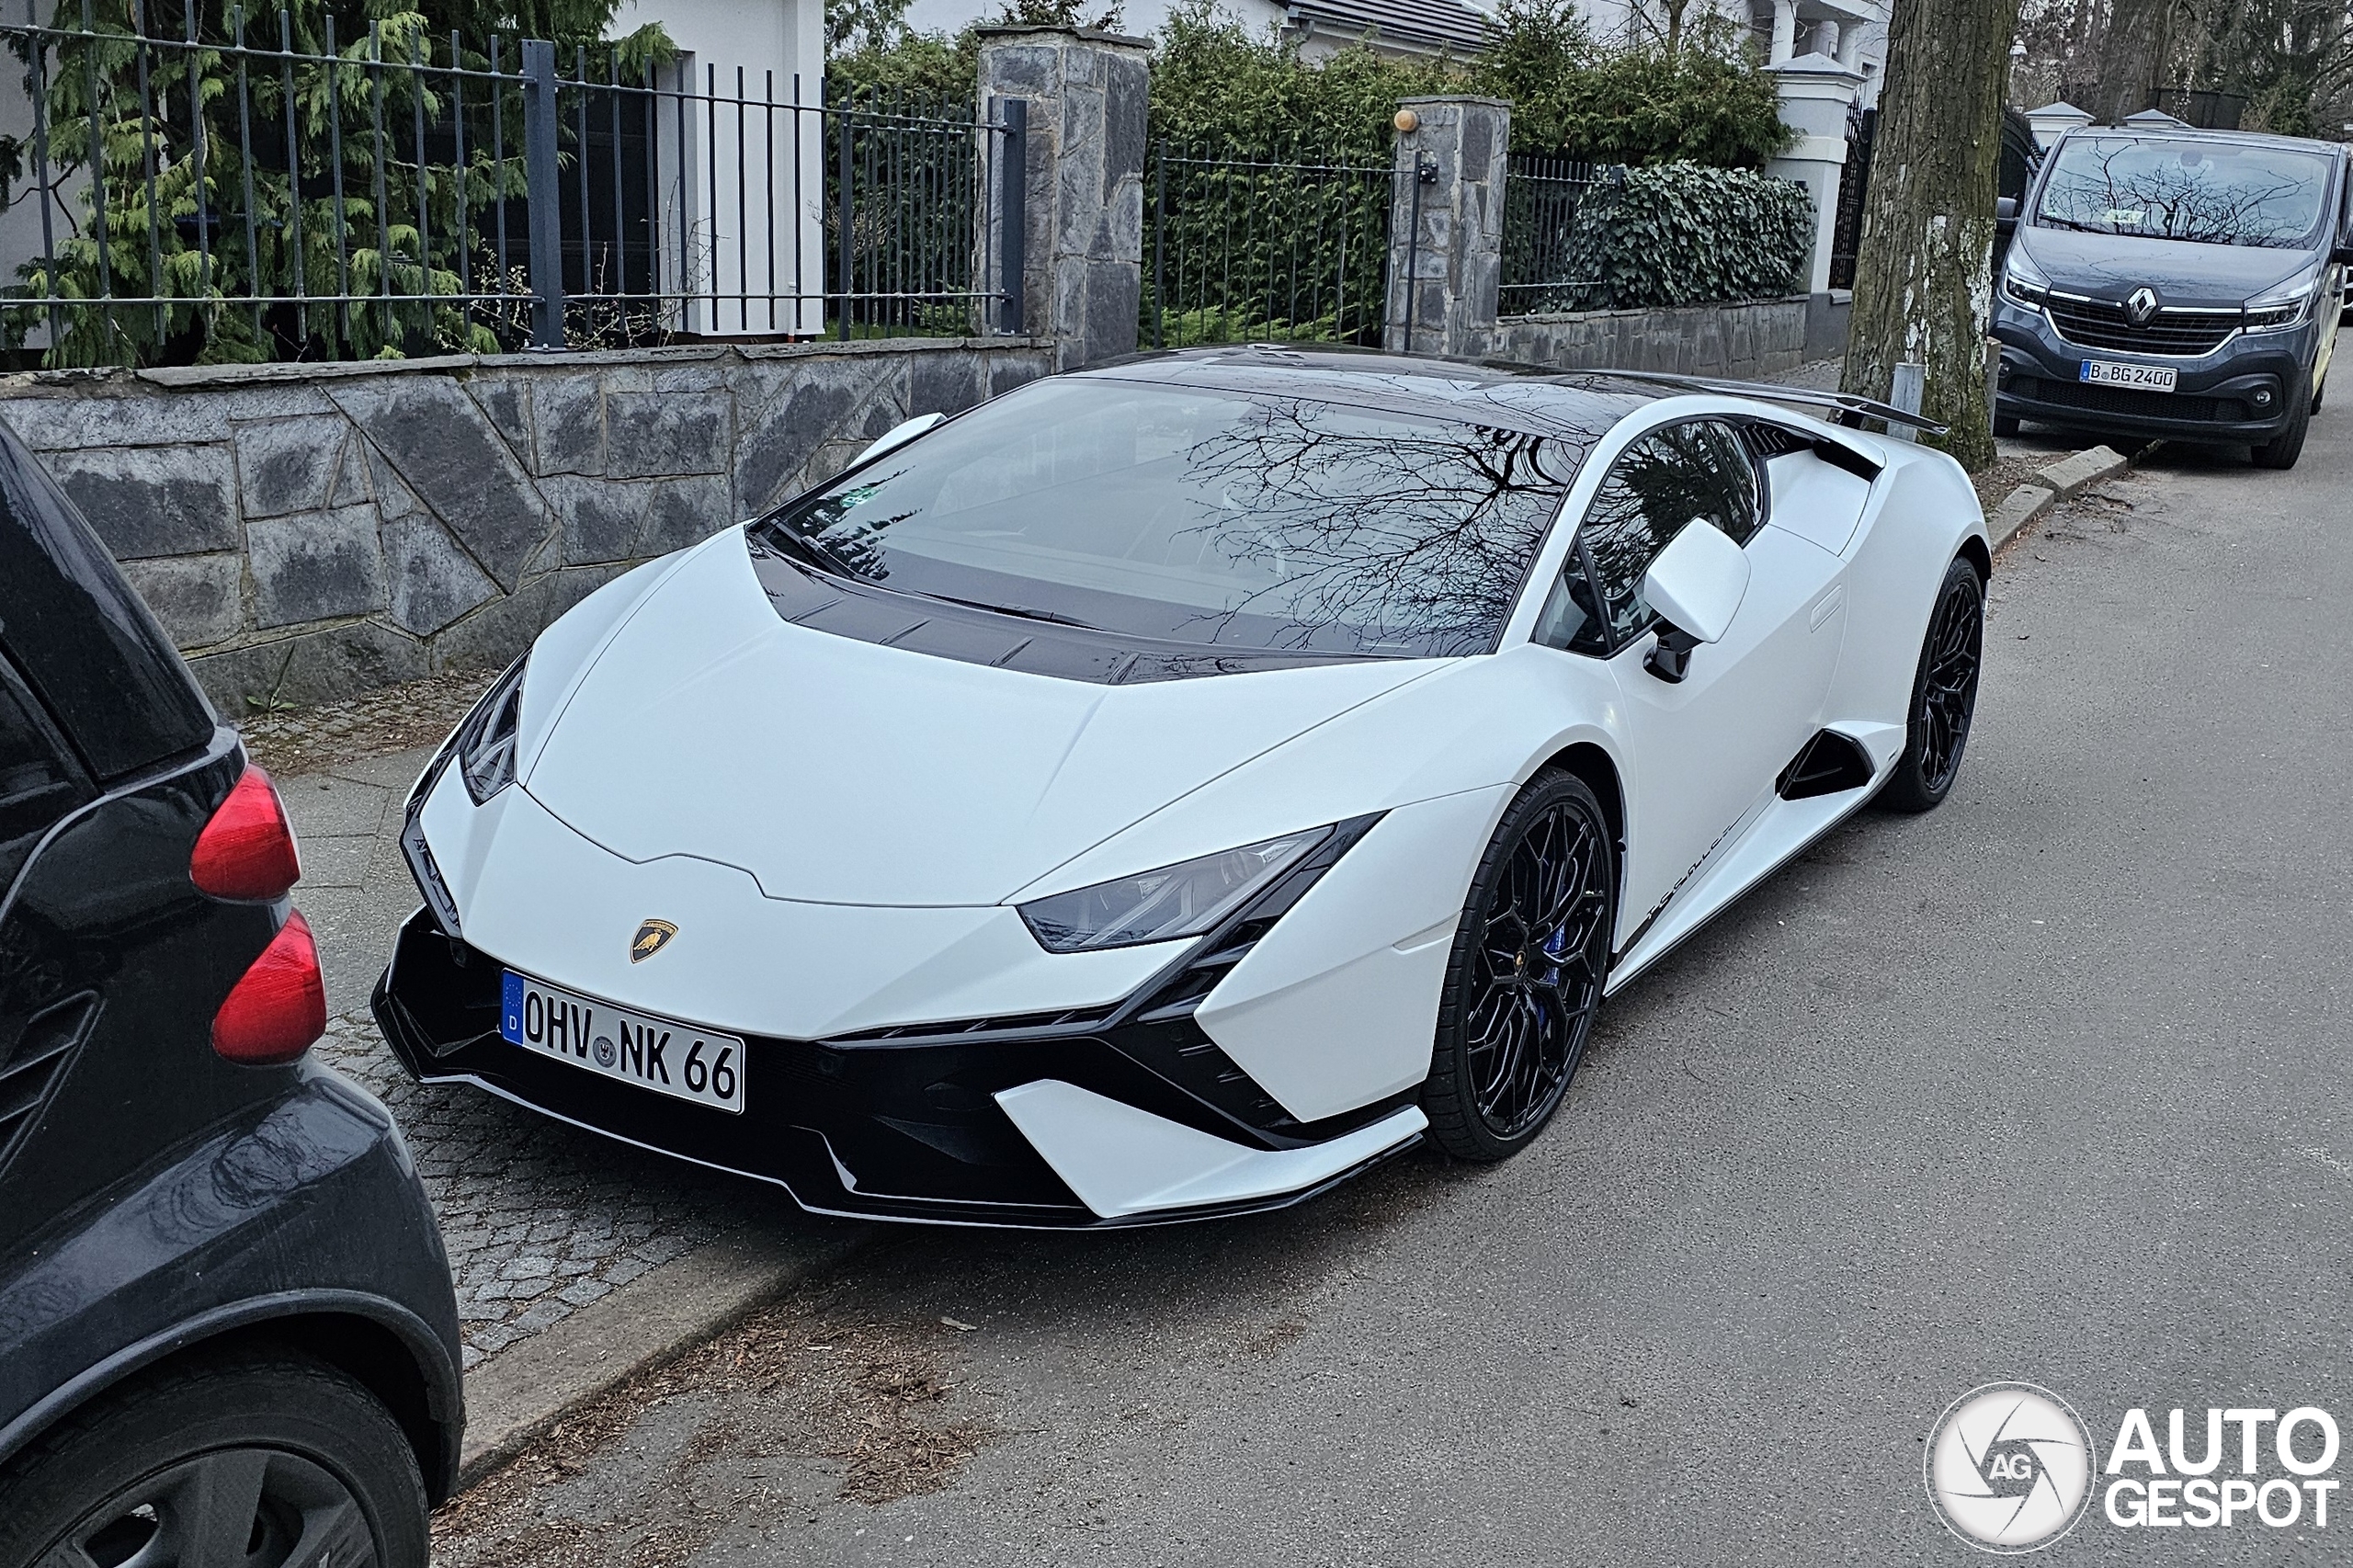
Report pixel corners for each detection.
[2245,269,2321,332]
[2000,248,2052,308]
[453,655,529,803]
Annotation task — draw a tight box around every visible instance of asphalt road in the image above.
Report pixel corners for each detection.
[438,415,2353,1566]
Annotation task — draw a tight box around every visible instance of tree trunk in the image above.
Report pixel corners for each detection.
[1840,0,2024,472]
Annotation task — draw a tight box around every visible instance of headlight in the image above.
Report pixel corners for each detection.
[453,654,528,803]
[2245,269,2321,332]
[2000,247,2051,308]
[1018,829,1327,953]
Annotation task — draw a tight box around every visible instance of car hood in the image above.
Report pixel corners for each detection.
[521,530,1442,906]
[2014,224,2315,308]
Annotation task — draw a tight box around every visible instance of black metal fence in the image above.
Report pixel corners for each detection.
[1498,154,1612,317]
[1826,106,1874,291]
[1145,142,1394,350]
[0,3,1023,366]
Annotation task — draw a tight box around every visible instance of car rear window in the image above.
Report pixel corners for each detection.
[755,379,1591,659]
[0,433,214,782]
[2037,135,2335,249]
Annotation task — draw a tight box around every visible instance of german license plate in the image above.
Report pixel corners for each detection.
[2081,359,2177,392]
[500,971,745,1113]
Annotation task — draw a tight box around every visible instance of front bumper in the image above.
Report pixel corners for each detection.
[1993,297,2313,443]
[372,906,1421,1229]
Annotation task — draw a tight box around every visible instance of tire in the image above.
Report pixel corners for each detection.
[0,1346,428,1568]
[1878,556,1985,814]
[1422,769,1616,1163]
[1992,413,2020,437]
[2253,381,2312,469]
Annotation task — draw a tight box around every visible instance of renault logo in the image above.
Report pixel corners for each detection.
[630,919,679,962]
[2124,286,2160,325]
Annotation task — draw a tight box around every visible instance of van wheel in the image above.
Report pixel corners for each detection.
[1993,413,2020,437]
[0,1346,428,1568]
[2254,382,2312,470]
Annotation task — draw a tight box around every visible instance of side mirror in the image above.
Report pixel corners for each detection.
[1639,519,1750,683]
[1995,195,2019,233]
[2333,241,2353,267]
[858,411,945,464]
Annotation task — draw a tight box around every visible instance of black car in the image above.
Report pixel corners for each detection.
[1993,123,2353,468]
[0,426,460,1566]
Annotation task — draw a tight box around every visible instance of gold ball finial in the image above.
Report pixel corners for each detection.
[1393,108,1420,134]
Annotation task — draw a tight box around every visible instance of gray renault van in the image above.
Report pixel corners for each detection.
[1993,123,2352,469]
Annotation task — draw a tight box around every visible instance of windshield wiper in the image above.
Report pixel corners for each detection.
[2033,215,2112,233]
[753,518,863,579]
[917,591,1101,631]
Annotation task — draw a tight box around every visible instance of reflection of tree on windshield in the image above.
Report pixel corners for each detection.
[2038,139,2325,249]
[1173,399,1600,654]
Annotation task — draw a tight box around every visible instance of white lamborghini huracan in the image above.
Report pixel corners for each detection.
[375,348,1988,1227]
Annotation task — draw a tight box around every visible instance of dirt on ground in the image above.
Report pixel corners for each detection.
[236,668,496,776]
[430,1289,997,1568]
[1969,450,2048,517]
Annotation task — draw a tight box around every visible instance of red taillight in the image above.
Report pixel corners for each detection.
[191,767,301,901]
[212,910,327,1065]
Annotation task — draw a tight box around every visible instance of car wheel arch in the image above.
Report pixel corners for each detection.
[0,1292,461,1506]
[1538,741,1626,886]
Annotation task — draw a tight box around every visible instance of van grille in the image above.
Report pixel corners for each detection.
[2014,377,2248,425]
[2044,298,2239,357]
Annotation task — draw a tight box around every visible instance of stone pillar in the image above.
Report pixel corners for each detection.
[1769,0,1798,65]
[1766,53,1865,296]
[2024,100,2095,151]
[1383,97,1510,359]
[975,27,1149,370]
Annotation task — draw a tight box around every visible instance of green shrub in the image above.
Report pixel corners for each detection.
[1539,162,1813,311]
[1472,5,1790,167]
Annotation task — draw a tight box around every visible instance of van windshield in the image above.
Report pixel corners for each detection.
[2036,135,2334,249]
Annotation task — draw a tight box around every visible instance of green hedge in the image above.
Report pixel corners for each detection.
[1540,163,1813,312]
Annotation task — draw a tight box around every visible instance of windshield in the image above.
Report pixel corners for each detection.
[755,378,1593,659]
[2035,135,2334,250]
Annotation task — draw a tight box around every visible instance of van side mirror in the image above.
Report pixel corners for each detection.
[859,411,945,464]
[1639,519,1750,683]
[1995,195,2019,234]
[2334,240,2353,267]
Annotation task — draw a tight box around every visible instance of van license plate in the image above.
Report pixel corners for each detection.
[500,972,745,1113]
[2081,360,2177,392]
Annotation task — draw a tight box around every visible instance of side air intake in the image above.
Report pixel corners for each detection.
[1776,730,1876,801]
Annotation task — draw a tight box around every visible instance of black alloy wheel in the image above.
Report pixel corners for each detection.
[0,1348,427,1568]
[1424,770,1616,1162]
[1879,556,1984,813]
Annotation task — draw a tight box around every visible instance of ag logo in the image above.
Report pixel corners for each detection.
[1925,1382,2097,1553]
[630,918,679,962]
[2124,285,2160,325]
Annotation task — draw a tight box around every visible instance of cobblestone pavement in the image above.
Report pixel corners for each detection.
[316,1018,773,1371]
[278,744,782,1370]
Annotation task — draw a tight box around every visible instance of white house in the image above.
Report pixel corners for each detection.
[616,0,828,335]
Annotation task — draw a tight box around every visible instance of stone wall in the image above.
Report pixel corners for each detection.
[1487,294,1843,381]
[0,338,1050,714]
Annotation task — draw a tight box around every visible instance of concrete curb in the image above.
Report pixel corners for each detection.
[1987,444,2131,551]
[455,1218,867,1490]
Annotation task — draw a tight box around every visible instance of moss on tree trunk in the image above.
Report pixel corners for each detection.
[1840,0,2023,472]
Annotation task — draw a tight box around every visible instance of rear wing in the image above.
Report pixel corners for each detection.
[1589,370,1952,437]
